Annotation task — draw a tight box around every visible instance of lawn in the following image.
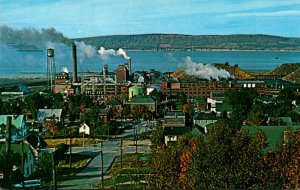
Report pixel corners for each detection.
[56,153,94,181]
[94,153,151,189]
[45,138,103,148]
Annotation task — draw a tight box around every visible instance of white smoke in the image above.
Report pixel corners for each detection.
[98,47,117,60]
[61,67,69,73]
[104,77,116,83]
[97,47,130,60]
[117,48,130,59]
[75,41,97,63]
[181,56,231,80]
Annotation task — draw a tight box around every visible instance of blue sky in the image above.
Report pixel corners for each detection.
[1,0,300,38]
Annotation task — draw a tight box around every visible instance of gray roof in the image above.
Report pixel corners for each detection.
[193,113,217,120]
[37,109,62,122]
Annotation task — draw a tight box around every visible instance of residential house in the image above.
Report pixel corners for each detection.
[125,95,156,112]
[162,111,187,144]
[267,117,295,126]
[164,126,192,145]
[0,141,36,178]
[194,97,207,112]
[215,103,233,117]
[193,112,217,133]
[105,99,122,117]
[37,109,63,123]
[0,115,27,142]
[242,125,300,153]
[99,108,111,124]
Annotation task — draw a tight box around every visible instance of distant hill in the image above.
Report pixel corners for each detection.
[74,34,300,51]
[171,64,253,80]
[265,63,300,76]
[283,69,300,83]
[215,64,254,79]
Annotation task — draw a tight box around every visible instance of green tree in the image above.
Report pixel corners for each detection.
[33,151,52,182]
[185,120,269,189]
[224,89,257,126]
[150,123,164,149]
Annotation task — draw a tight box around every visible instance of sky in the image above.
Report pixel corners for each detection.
[0,0,300,38]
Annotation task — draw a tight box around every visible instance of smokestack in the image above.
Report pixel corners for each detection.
[128,58,131,74]
[72,43,78,83]
[103,64,108,77]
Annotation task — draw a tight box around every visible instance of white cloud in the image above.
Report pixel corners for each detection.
[225,10,300,17]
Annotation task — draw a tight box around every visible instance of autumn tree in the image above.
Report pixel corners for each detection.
[273,129,300,189]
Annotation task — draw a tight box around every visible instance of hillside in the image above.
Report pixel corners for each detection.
[265,63,300,76]
[74,34,300,51]
[171,64,253,80]
[283,68,300,83]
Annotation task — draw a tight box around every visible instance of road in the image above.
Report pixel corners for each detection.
[58,125,151,189]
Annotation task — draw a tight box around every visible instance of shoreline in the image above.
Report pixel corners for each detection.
[126,49,300,52]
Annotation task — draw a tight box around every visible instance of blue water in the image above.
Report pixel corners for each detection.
[1,49,300,77]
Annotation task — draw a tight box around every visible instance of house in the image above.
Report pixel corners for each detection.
[162,111,187,144]
[0,141,36,178]
[163,126,192,145]
[242,125,300,153]
[267,117,294,126]
[99,108,111,124]
[194,97,207,112]
[207,92,225,112]
[79,123,90,135]
[193,112,217,133]
[0,115,27,142]
[215,103,233,117]
[163,111,185,128]
[125,95,156,112]
[37,109,63,123]
[105,99,122,116]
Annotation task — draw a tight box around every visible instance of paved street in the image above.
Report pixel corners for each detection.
[58,125,151,189]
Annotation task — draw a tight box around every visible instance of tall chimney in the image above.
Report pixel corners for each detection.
[128,58,131,74]
[72,43,78,83]
[103,64,108,77]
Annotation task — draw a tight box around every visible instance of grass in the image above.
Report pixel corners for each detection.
[56,154,93,181]
[45,138,103,148]
[95,153,151,189]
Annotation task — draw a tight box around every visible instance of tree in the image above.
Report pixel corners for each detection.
[273,129,300,189]
[147,145,180,189]
[150,123,164,149]
[224,88,257,122]
[33,151,52,182]
[185,120,269,189]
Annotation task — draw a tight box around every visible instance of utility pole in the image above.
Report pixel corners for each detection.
[4,116,12,188]
[52,149,57,189]
[135,127,138,154]
[101,142,104,187]
[120,139,123,169]
[69,130,72,168]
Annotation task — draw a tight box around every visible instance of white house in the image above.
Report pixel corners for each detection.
[37,109,63,123]
[0,115,27,142]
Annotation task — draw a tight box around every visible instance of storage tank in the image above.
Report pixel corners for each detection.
[129,86,144,100]
[146,85,161,95]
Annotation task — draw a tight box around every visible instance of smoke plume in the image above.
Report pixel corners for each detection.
[0,25,99,76]
[75,41,97,63]
[97,47,130,60]
[61,67,69,73]
[98,47,117,59]
[181,56,231,80]
[117,48,130,59]
[0,25,70,46]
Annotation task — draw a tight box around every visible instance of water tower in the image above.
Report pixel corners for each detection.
[47,48,56,91]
